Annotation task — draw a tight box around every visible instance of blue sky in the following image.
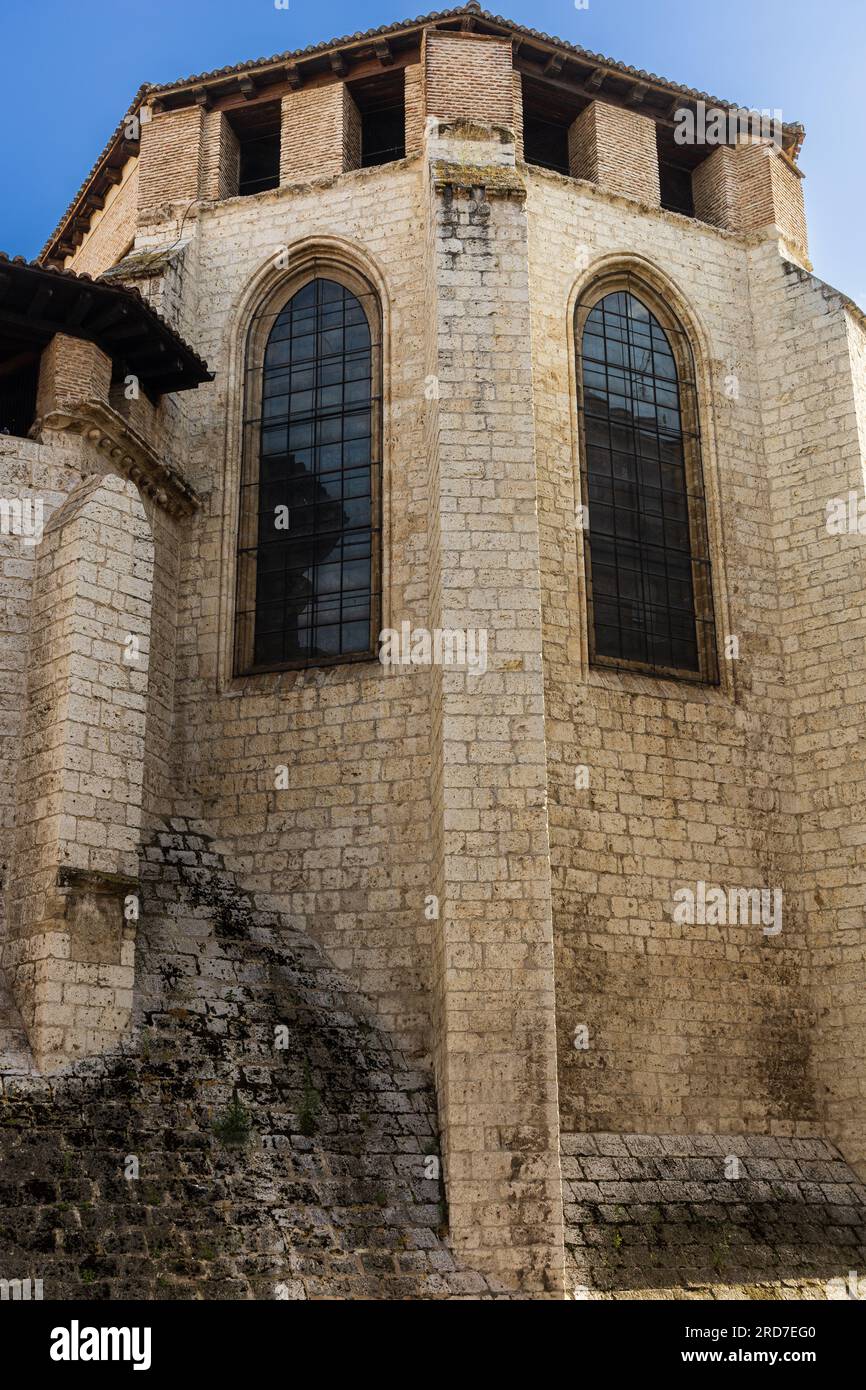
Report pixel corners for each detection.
[2,0,864,300]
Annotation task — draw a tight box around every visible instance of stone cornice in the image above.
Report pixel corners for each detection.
[431,160,525,198]
[34,399,201,517]
[57,867,139,896]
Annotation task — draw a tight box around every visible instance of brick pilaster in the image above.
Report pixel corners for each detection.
[280,83,361,183]
[201,110,240,201]
[36,334,113,417]
[693,141,808,262]
[423,30,516,128]
[568,100,661,205]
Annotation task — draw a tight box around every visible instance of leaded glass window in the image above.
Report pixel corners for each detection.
[236,274,380,672]
[577,286,717,682]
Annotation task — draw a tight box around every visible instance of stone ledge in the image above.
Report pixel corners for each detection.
[33,398,200,517]
[56,867,139,896]
[431,160,524,198]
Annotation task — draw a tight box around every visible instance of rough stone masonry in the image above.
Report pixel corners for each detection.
[0,6,865,1299]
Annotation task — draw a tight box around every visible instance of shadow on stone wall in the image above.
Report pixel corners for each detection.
[3,818,865,1299]
[562,1133,866,1299]
[0,818,489,1299]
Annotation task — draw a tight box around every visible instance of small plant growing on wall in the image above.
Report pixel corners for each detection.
[212,1088,251,1148]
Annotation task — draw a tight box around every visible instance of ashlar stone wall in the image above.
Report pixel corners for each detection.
[747,249,866,1176]
[6,472,153,1069]
[169,157,439,1073]
[524,168,814,1140]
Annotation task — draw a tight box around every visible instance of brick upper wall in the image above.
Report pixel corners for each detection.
[423,30,515,127]
[280,83,360,183]
[569,101,661,206]
[67,162,139,277]
[138,105,205,215]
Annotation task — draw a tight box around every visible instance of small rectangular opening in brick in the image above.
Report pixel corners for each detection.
[227,101,281,196]
[349,71,406,167]
[521,75,584,176]
[657,127,698,217]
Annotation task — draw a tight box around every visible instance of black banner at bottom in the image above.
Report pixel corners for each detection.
[2,1296,860,1377]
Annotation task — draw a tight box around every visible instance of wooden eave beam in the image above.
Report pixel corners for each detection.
[0,307,66,337]
[625,82,649,106]
[102,320,154,346]
[84,301,131,335]
[515,55,684,135]
[132,354,186,379]
[66,290,95,327]
[27,283,55,319]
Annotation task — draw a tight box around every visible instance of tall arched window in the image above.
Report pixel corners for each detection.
[235,271,381,672]
[576,280,718,683]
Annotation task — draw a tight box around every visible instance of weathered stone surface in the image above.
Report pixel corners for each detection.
[563,1134,866,1299]
[1,11,863,1299]
[0,819,492,1299]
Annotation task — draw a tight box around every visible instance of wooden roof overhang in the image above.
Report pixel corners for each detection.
[144,8,805,158]
[0,255,213,396]
[40,3,806,268]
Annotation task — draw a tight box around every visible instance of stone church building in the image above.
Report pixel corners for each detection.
[0,4,864,1299]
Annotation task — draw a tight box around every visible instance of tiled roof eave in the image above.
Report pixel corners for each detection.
[39,85,149,265]
[144,4,805,137]
[0,253,213,394]
[39,4,806,265]
[145,9,466,94]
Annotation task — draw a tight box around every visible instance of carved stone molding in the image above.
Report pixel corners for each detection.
[34,398,201,516]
